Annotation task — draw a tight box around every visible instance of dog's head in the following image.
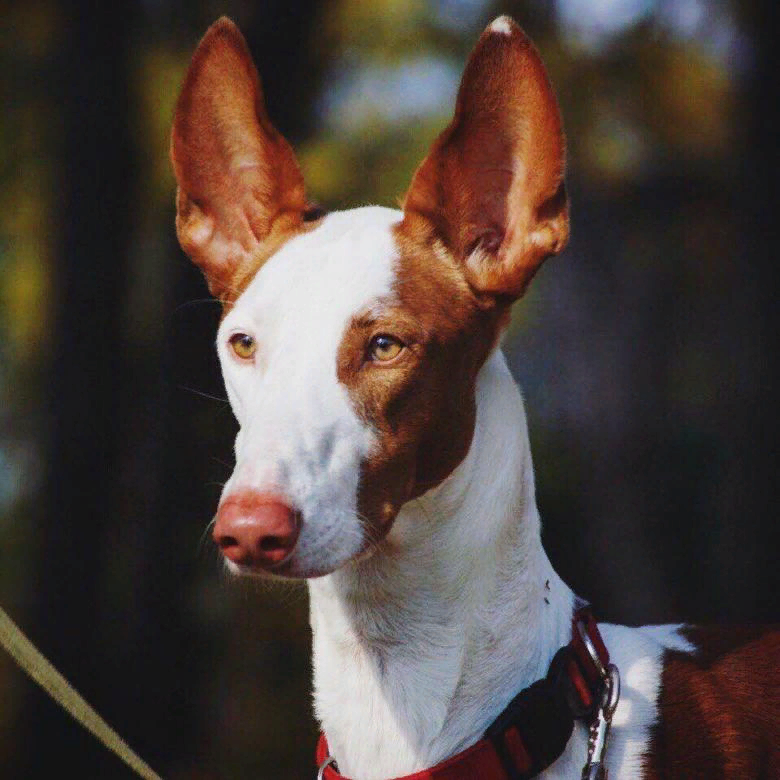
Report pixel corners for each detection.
[170,16,568,578]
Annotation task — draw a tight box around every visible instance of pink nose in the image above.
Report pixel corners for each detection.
[214,491,300,569]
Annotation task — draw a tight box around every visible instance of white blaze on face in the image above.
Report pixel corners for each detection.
[216,206,401,576]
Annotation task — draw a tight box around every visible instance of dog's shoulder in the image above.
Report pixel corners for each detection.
[644,623,780,778]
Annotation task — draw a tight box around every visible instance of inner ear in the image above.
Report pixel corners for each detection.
[402,16,569,301]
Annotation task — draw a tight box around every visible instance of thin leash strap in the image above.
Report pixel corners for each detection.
[0,606,163,780]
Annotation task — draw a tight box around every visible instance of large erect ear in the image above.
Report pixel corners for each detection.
[170,18,308,300]
[402,17,568,300]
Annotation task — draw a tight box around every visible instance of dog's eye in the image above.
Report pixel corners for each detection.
[229,333,257,360]
[369,334,404,362]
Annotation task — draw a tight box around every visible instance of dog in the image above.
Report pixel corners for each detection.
[170,15,780,780]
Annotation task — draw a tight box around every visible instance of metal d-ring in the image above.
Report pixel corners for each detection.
[317,755,337,780]
[603,662,621,718]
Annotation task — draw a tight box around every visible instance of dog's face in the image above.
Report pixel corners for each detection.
[171,17,568,578]
[214,206,497,577]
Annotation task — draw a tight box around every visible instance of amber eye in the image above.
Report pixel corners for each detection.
[369,334,404,362]
[228,333,257,360]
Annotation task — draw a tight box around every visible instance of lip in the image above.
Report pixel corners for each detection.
[224,553,342,580]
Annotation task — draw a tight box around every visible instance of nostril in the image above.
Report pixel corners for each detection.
[260,535,285,552]
[217,534,239,551]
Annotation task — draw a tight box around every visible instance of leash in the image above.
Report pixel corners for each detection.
[316,606,620,780]
[0,606,163,780]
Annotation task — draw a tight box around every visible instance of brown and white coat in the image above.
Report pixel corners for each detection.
[170,16,780,780]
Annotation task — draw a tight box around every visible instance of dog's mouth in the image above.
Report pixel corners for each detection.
[214,510,368,581]
[217,508,399,580]
[212,481,408,580]
[224,557,333,580]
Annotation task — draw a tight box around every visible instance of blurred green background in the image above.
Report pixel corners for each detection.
[1,0,777,777]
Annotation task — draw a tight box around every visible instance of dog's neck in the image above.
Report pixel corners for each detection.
[308,350,575,780]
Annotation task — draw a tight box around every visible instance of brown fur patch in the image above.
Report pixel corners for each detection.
[332,17,569,541]
[336,213,508,539]
[643,626,780,778]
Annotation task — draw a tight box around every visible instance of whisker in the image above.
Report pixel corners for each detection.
[178,385,229,404]
[354,511,385,555]
[198,516,217,555]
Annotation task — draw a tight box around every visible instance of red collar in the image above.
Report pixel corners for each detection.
[316,607,610,780]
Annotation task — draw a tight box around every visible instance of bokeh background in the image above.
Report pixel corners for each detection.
[1,0,777,777]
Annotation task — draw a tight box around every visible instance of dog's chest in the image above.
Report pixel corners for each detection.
[311,610,698,780]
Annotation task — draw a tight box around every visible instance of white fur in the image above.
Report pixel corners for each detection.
[310,350,574,777]
[217,207,399,576]
[219,206,692,778]
[489,16,514,36]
